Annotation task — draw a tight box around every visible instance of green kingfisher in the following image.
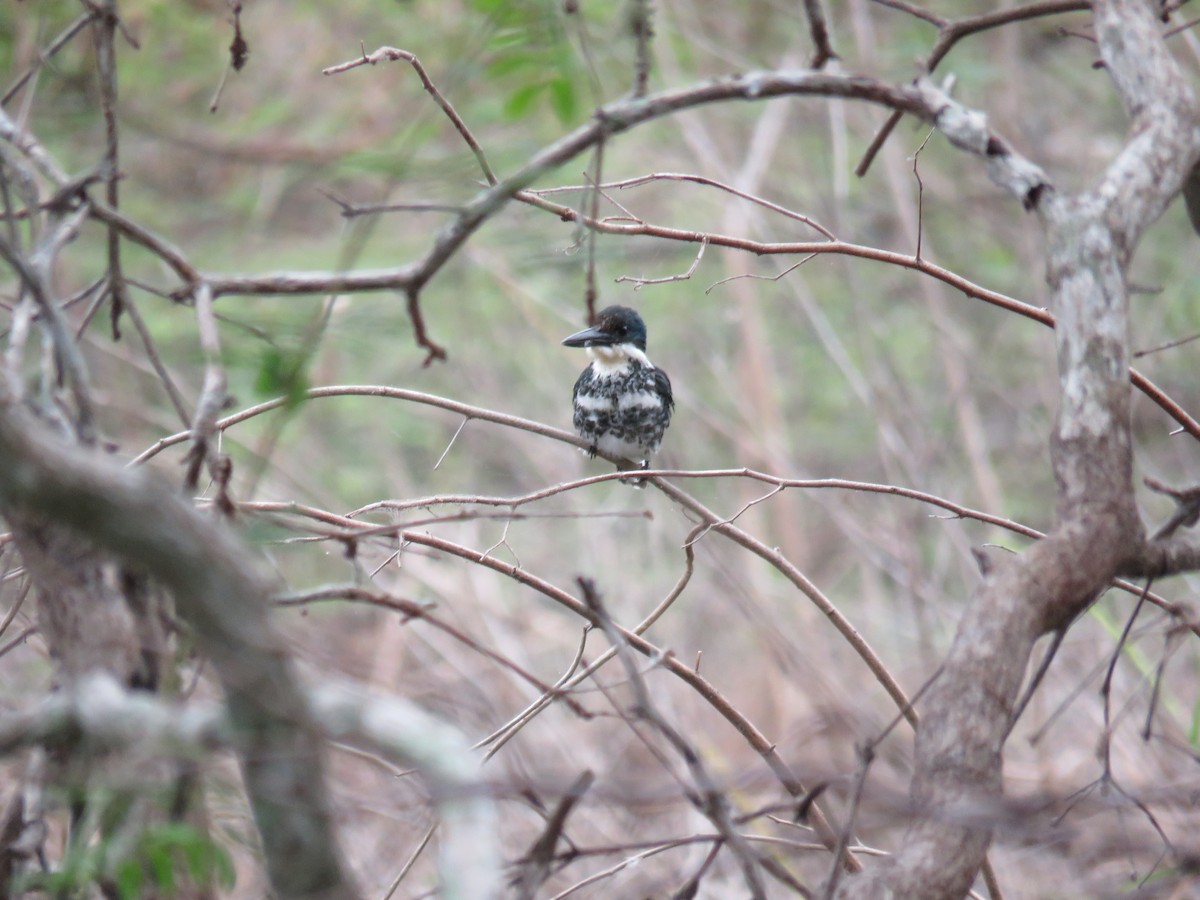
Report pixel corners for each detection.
[562,305,674,471]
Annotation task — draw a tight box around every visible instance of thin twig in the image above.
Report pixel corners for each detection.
[614,236,707,289]
[381,821,436,900]
[529,171,838,239]
[121,289,191,428]
[322,47,496,186]
[857,1,1088,176]
[128,385,1188,622]
[579,578,771,899]
[2,13,98,105]
[91,0,127,340]
[911,127,935,260]
[803,0,839,67]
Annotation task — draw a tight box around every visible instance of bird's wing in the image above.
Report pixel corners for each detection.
[572,367,593,402]
[652,367,674,412]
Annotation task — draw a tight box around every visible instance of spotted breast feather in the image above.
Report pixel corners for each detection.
[562,305,674,470]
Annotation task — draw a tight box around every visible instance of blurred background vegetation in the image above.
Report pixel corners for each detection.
[3,0,1200,896]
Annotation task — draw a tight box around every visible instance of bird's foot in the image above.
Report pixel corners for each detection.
[622,458,650,489]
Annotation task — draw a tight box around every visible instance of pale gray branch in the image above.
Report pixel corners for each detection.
[0,399,353,899]
[839,2,1200,897]
[0,672,501,900]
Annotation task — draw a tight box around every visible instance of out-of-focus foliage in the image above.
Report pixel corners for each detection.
[3,0,1200,896]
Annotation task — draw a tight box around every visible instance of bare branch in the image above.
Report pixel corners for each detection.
[0,672,500,899]
[0,399,354,898]
[128,386,1190,625]
[183,283,228,493]
[90,0,127,341]
[323,46,497,186]
[580,578,772,898]
[841,2,1200,895]
[614,236,707,288]
[1,12,98,107]
[803,0,838,67]
[857,1,1089,176]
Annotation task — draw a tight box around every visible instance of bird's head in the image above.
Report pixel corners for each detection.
[561,306,649,361]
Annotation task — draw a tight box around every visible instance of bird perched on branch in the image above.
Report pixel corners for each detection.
[562,305,674,477]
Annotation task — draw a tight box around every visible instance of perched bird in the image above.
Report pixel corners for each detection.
[562,305,674,473]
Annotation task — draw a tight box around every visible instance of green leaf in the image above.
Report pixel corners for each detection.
[504,82,546,120]
[146,840,176,893]
[254,346,309,410]
[114,859,144,900]
[486,48,537,78]
[548,75,578,123]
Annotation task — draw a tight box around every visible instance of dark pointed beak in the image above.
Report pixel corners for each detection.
[561,324,613,347]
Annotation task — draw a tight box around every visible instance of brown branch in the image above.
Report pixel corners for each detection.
[0,399,354,898]
[323,47,497,186]
[91,0,127,341]
[842,1,1200,894]
[1,11,98,106]
[857,1,1089,177]
[579,578,772,898]
[513,192,1200,440]
[203,64,1041,316]
[129,386,1190,623]
[275,584,590,716]
[87,197,201,285]
[803,0,838,67]
[390,528,853,867]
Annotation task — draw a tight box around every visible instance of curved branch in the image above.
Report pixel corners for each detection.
[513,191,1200,442]
[0,400,354,899]
[841,2,1200,895]
[857,1,1089,176]
[0,672,501,899]
[200,64,1043,296]
[135,380,1192,619]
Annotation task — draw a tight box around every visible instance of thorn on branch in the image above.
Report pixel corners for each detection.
[802,0,838,69]
[405,289,447,366]
[793,781,829,823]
[1145,476,1200,539]
[318,188,462,219]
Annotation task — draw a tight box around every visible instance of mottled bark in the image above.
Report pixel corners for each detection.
[9,514,144,685]
[0,403,356,900]
[838,0,1200,896]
